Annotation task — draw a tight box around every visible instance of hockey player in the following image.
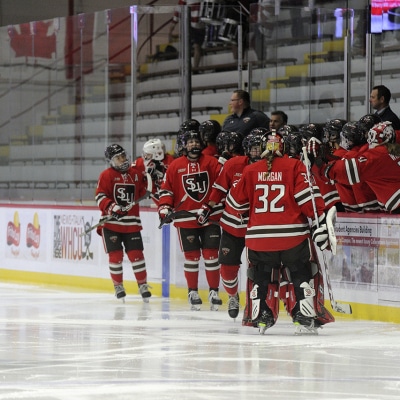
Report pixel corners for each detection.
[174,119,200,158]
[197,128,266,320]
[317,121,400,214]
[225,131,334,334]
[303,122,341,212]
[199,119,221,157]
[322,119,347,152]
[158,130,224,311]
[95,144,152,302]
[215,130,244,165]
[134,138,174,206]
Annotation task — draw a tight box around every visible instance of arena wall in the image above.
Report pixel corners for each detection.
[1,203,399,323]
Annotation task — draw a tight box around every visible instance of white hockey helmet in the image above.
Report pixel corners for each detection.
[367,121,395,148]
[142,138,164,163]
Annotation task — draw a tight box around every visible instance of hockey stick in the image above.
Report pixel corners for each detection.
[158,208,220,229]
[80,173,153,237]
[302,147,352,314]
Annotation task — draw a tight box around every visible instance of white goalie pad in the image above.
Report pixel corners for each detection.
[326,206,337,255]
[299,281,316,318]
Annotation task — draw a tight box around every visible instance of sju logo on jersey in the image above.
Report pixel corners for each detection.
[114,184,135,207]
[182,171,209,202]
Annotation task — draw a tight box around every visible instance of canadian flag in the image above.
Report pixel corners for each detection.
[5,16,95,80]
[8,21,56,60]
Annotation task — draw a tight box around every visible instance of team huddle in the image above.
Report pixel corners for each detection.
[93,109,400,335]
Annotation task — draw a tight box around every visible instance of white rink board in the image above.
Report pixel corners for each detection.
[1,204,400,309]
[0,204,247,291]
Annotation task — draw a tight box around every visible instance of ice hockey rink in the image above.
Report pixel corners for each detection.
[1,282,400,400]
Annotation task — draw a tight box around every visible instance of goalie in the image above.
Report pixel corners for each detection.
[225,131,335,334]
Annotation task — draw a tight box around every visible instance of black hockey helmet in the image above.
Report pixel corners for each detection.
[105,144,130,172]
[340,122,365,150]
[284,132,303,158]
[182,130,204,156]
[178,119,200,134]
[225,131,244,156]
[215,131,230,155]
[199,120,221,144]
[356,114,382,136]
[300,123,324,142]
[323,119,347,144]
[278,124,298,137]
[243,128,266,162]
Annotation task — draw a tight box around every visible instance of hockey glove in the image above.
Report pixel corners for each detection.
[218,151,232,165]
[158,204,173,225]
[312,224,330,251]
[306,137,339,167]
[311,215,330,251]
[146,160,164,182]
[107,203,127,220]
[196,204,212,226]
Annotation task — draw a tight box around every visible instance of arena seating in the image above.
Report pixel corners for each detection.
[3,6,400,203]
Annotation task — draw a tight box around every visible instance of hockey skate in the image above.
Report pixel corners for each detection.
[228,294,240,319]
[139,284,152,303]
[208,289,222,311]
[293,312,320,335]
[114,284,126,302]
[257,309,275,335]
[188,290,202,311]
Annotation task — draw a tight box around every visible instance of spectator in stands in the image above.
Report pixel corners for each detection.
[169,0,205,70]
[269,110,288,131]
[369,85,400,130]
[222,89,270,136]
[223,1,256,60]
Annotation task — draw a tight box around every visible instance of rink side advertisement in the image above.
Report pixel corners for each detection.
[323,213,400,305]
[0,205,163,286]
[1,205,400,307]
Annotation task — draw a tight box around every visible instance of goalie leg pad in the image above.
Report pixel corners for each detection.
[279,267,297,315]
[265,282,280,323]
[250,284,262,322]
[313,273,335,324]
[309,242,336,325]
[299,281,317,318]
[242,266,256,327]
[250,283,279,325]
[280,281,297,315]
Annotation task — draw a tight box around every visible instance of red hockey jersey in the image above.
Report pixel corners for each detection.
[95,164,148,233]
[159,154,223,228]
[134,153,175,206]
[327,145,400,212]
[226,155,325,251]
[209,155,250,237]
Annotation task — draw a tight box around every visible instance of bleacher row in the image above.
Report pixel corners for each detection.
[2,20,400,201]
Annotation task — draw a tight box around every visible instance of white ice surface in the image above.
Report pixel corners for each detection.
[1,283,400,400]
